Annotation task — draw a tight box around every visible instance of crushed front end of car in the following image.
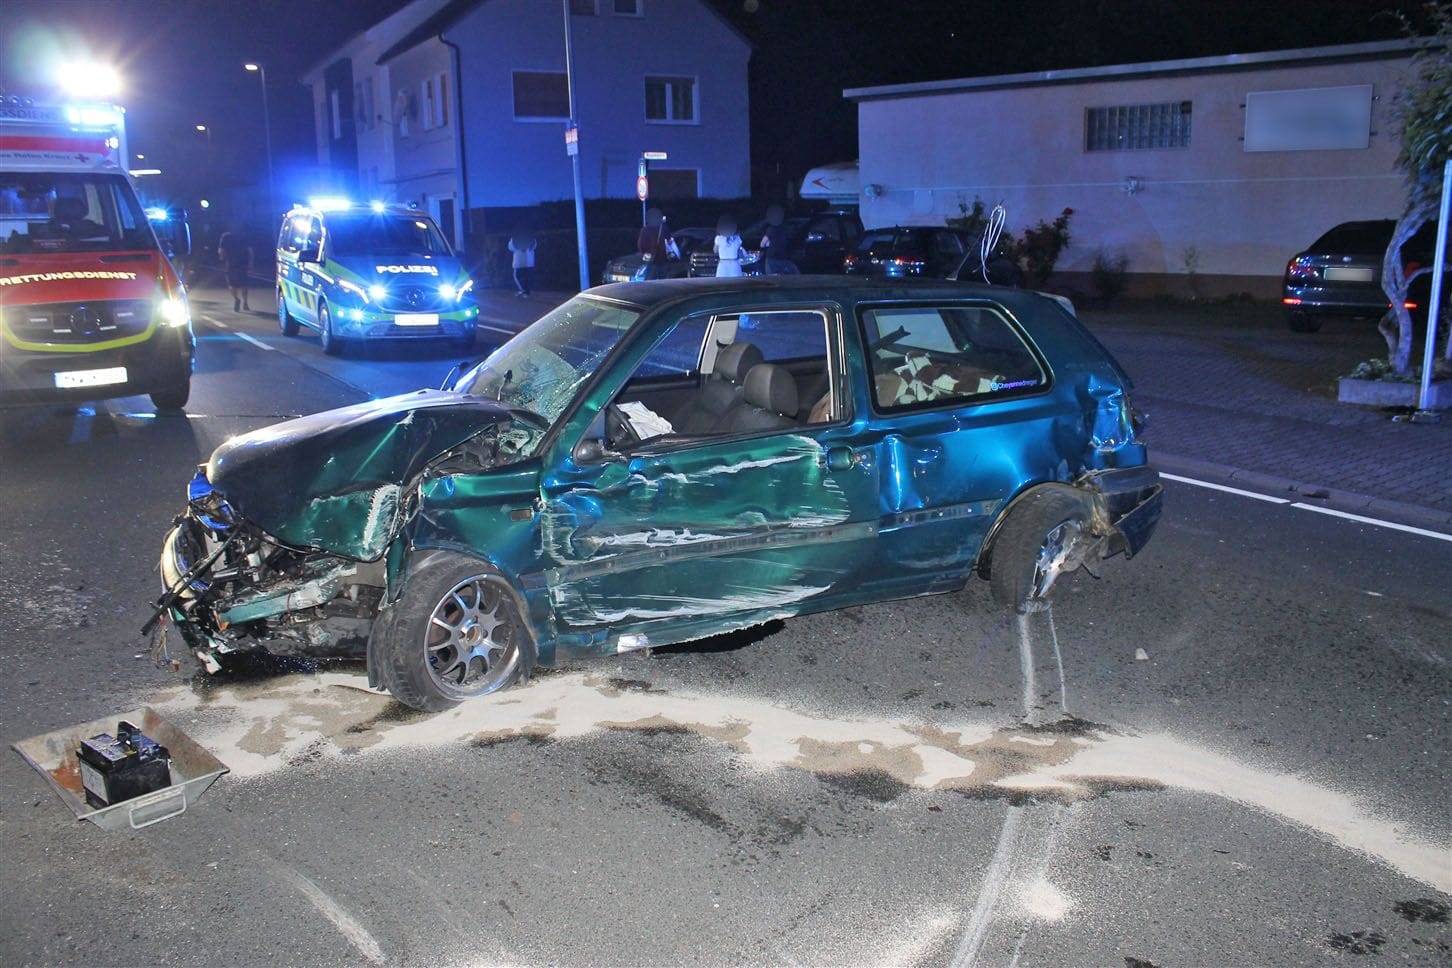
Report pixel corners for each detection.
[144,389,540,674]
[152,468,389,671]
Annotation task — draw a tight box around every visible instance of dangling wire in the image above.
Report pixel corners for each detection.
[980,204,1007,283]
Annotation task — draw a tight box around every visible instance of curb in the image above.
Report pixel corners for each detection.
[1153,452,1452,535]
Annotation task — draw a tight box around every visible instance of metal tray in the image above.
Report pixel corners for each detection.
[12,706,228,831]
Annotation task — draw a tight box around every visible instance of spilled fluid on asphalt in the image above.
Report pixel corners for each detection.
[148,666,1451,893]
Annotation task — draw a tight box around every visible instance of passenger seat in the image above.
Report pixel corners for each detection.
[673,342,763,434]
[725,363,798,434]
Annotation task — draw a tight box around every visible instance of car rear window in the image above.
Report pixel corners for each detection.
[1311,221,1394,252]
[861,304,1045,411]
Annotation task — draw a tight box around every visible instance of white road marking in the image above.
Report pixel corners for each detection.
[1165,472,1452,541]
[273,862,387,965]
[234,331,274,351]
[199,314,228,328]
[1160,472,1289,503]
[1289,502,1452,542]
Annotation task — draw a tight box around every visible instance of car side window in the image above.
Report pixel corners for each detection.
[862,304,1045,411]
[603,307,837,449]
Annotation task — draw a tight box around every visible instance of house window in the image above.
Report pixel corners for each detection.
[422,73,448,129]
[570,0,596,14]
[646,76,695,123]
[514,71,570,120]
[330,90,342,140]
[1085,101,1192,151]
[614,0,642,14]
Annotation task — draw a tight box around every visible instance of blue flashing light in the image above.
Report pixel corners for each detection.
[369,200,386,213]
[368,284,387,302]
[307,196,352,212]
[439,283,457,300]
[345,308,364,322]
[145,207,169,222]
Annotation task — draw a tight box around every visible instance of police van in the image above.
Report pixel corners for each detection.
[275,199,478,355]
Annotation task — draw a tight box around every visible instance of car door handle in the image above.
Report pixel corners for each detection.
[821,446,865,472]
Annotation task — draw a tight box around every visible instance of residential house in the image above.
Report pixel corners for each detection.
[302,0,751,251]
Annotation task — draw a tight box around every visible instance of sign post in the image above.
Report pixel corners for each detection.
[638,151,666,226]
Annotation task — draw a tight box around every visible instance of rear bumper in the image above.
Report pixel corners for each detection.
[0,325,194,406]
[1083,465,1163,558]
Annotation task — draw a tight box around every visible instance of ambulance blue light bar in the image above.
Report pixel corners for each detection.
[307,196,352,212]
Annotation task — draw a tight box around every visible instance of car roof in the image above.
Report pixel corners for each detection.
[586,274,1044,311]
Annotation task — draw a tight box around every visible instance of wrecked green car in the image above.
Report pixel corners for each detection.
[153,277,1162,711]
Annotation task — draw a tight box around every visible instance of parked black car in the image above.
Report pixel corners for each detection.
[843,227,982,280]
[1283,219,1440,333]
[688,211,864,276]
[602,226,714,284]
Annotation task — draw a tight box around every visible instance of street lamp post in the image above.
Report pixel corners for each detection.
[561,0,589,291]
[244,63,277,221]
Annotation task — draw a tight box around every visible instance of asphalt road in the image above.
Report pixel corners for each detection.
[1,285,1448,967]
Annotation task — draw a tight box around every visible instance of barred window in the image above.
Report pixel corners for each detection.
[1085,101,1192,151]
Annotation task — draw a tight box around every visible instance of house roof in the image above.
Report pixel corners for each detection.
[376,0,750,66]
[844,39,1426,102]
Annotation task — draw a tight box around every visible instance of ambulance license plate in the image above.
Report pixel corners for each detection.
[54,367,128,389]
[394,313,439,327]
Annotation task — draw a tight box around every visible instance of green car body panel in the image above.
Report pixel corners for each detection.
[154,277,1161,695]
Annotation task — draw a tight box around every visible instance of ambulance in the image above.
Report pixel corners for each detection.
[275,199,478,356]
[0,92,194,409]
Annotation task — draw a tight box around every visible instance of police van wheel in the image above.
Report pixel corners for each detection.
[319,303,345,357]
[277,289,299,337]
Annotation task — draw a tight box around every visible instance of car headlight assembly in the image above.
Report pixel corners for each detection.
[158,295,190,327]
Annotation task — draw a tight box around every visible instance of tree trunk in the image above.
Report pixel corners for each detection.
[1381,205,1434,375]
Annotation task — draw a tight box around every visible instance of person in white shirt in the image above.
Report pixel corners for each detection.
[713,215,744,278]
[508,229,537,297]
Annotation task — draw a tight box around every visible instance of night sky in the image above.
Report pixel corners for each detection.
[0,0,1435,205]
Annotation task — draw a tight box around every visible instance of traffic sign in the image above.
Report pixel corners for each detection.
[642,150,668,161]
[636,174,649,201]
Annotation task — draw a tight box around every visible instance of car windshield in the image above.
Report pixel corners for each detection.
[325,212,451,257]
[454,296,641,428]
[0,172,156,254]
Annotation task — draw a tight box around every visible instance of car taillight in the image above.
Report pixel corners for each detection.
[843,255,857,268]
[891,257,926,273]
[1286,256,1319,282]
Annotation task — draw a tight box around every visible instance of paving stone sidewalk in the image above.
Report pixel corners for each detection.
[477,290,1452,530]
[1079,302,1452,529]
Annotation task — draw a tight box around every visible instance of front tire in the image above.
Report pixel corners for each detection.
[319,302,344,356]
[150,380,190,411]
[372,551,533,712]
[278,288,299,336]
[988,489,1093,612]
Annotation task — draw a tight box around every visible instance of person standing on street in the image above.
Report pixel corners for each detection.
[760,204,797,275]
[508,228,537,297]
[713,215,744,278]
[217,226,253,312]
[638,207,671,263]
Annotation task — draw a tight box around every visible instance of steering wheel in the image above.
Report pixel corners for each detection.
[605,403,640,450]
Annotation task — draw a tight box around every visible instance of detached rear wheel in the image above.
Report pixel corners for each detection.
[989,489,1093,613]
[372,552,532,712]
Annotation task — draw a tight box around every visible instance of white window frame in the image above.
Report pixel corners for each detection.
[421,73,448,130]
[330,90,342,140]
[645,75,698,125]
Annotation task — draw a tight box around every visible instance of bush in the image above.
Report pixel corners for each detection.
[1346,357,1418,383]
[1090,248,1129,302]
[1016,208,1073,287]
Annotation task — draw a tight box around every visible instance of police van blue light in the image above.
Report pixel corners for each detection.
[275,202,478,356]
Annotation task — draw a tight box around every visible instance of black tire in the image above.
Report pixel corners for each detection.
[988,488,1093,613]
[319,302,344,356]
[1286,309,1322,333]
[277,288,299,336]
[150,380,191,411]
[371,551,533,712]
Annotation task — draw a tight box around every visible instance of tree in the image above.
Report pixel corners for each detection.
[1382,1,1452,374]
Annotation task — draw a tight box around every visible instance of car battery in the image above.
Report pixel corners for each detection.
[75,721,172,809]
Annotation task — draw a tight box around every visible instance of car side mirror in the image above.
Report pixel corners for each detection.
[574,438,623,465]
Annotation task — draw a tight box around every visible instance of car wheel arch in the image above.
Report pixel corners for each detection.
[975,480,1098,580]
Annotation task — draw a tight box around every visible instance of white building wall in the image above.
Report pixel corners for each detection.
[854,48,1417,293]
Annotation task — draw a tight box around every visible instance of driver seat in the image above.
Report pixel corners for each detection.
[673,341,763,434]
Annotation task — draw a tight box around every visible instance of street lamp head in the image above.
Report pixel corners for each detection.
[244,63,261,72]
[195,124,207,132]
